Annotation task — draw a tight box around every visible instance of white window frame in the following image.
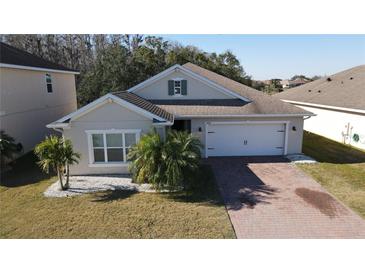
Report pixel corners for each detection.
[86,129,141,167]
[173,80,182,95]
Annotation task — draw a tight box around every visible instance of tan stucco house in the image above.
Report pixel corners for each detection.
[48,63,313,175]
[275,65,365,150]
[0,42,79,153]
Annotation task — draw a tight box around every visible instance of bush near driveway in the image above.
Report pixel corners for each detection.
[128,130,202,191]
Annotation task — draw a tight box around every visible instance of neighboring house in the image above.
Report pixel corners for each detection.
[47,63,313,175]
[281,78,310,89]
[0,42,79,153]
[275,65,365,150]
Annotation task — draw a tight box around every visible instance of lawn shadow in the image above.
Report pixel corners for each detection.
[91,188,138,202]
[0,152,53,187]
[206,157,279,211]
[303,131,365,164]
[164,164,225,206]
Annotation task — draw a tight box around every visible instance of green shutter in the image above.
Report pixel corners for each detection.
[181,80,187,95]
[168,80,174,95]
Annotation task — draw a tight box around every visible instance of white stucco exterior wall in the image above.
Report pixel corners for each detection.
[63,102,155,175]
[297,105,365,150]
[0,67,77,152]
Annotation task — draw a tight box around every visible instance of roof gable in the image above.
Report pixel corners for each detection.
[128,64,251,102]
[47,93,173,128]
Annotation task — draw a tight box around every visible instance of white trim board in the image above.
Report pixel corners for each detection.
[176,113,314,118]
[127,64,252,102]
[282,100,365,115]
[47,93,171,128]
[0,63,80,74]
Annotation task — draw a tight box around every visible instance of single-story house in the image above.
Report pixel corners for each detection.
[48,63,313,175]
[275,65,365,150]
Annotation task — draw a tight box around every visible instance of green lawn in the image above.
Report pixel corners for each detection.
[298,131,365,219]
[0,153,235,239]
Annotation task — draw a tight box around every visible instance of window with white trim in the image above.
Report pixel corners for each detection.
[174,80,181,95]
[45,73,53,93]
[88,130,140,165]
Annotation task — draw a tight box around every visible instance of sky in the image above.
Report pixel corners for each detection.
[159,35,365,80]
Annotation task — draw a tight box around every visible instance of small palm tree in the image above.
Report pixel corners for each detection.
[0,130,23,167]
[128,130,164,186]
[162,130,202,190]
[34,136,80,190]
[128,129,202,191]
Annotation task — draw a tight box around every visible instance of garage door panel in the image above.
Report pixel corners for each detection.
[206,123,286,157]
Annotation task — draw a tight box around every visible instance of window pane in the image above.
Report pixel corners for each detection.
[106,133,123,147]
[93,148,105,162]
[92,134,104,147]
[46,74,52,83]
[125,133,136,147]
[47,83,53,93]
[174,81,181,87]
[107,148,124,162]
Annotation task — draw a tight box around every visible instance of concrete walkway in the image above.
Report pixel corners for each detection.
[207,157,365,239]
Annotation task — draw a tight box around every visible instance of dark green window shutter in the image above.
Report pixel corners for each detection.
[181,80,187,95]
[168,80,174,95]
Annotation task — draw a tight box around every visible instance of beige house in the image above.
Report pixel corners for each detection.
[275,65,365,150]
[48,63,313,175]
[0,42,79,153]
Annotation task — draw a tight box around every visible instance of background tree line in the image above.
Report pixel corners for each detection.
[0,35,252,106]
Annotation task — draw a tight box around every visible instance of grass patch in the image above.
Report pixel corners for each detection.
[298,131,365,219]
[0,155,235,239]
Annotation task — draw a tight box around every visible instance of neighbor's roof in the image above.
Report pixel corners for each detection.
[0,42,79,73]
[274,65,365,110]
[176,62,312,116]
[113,91,174,122]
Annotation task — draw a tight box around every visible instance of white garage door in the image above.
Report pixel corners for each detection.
[206,122,286,157]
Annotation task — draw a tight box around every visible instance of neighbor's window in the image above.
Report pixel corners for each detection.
[45,73,53,93]
[89,131,139,164]
[174,80,181,95]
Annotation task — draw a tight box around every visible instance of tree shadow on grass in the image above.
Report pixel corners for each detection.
[164,164,225,206]
[0,152,53,187]
[91,189,138,202]
[303,131,365,164]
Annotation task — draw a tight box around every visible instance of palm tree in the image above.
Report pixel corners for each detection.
[0,130,23,167]
[34,136,80,190]
[128,129,202,191]
[128,130,164,186]
[162,130,202,190]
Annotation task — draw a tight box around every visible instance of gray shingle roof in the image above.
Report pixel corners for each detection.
[274,65,365,110]
[0,42,78,73]
[113,91,174,122]
[180,63,312,116]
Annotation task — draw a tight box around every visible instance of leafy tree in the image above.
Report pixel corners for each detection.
[34,136,80,190]
[1,34,253,106]
[0,130,23,167]
[128,130,202,191]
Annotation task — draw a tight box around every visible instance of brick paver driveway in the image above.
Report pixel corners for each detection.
[207,157,365,238]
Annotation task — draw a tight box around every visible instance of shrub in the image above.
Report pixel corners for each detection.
[34,136,80,190]
[128,129,203,191]
[0,130,23,168]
